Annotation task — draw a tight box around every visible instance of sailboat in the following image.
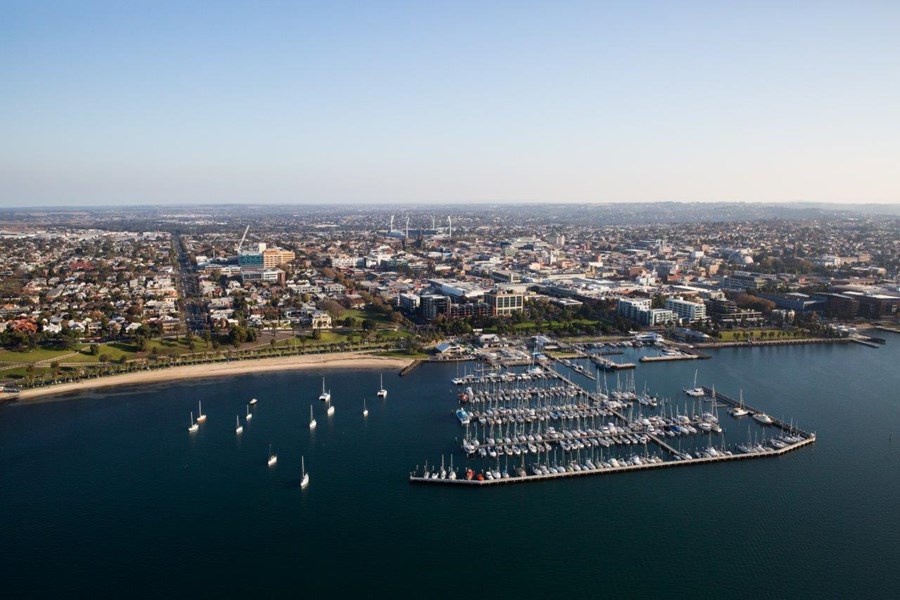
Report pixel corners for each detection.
[309,405,317,430]
[188,411,199,433]
[235,415,243,434]
[684,369,704,397]
[730,389,749,417]
[327,398,335,416]
[196,401,207,422]
[245,405,253,421]
[376,373,388,398]
[267,444,278,467]
[318,378,331,402]
[363,398,368,417]
[300,456,310,488]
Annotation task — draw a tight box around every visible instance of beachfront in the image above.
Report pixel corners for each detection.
[8,353,414,402]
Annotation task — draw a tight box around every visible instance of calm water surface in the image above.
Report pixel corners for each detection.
[2,334,899,598]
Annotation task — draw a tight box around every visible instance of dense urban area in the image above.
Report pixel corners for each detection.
[0,203,897,390]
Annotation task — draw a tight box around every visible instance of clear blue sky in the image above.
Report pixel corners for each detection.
[1,1,898,206]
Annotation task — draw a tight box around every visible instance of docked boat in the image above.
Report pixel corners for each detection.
[196,401,207,423]
[318,378,331,402]
[376,374,387,398]
[753,412,774,425]
[309,405,317,430]
[188,411,198,433]
[235,415,243,434]
[456,408,470,426]
[730,390,749,417]
[300,456,309,488]
[267,444,277,467]
[684,369,704,397]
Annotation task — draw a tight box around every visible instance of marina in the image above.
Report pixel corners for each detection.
[411,359,817,486]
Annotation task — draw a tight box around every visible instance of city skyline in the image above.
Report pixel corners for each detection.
[2,1,899,206]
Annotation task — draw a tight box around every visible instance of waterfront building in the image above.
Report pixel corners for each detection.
[704,298,765,325]
[484,289,525,317]
[420,294,450,320]
[665,297,707,323]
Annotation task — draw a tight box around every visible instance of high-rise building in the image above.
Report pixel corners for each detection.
[484,289,524,316]
[262,248,295,268]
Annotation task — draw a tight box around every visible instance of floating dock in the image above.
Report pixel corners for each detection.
[639,354,699,362]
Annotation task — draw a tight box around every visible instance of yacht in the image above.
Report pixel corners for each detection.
[267,444,278,467]
[753,412,774,425]
[684,369,704,397]
[300,456,310,489]
[196,401,207,423]
[730,390,749,417]
[318,378,331,402]
[376,374,388,398]
[235,415,243,434]
[249,398,258,406]
[456,408,470,426]
[309,405,317,430]
[188,411,199,433]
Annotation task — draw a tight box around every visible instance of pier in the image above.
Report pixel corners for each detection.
[639,353,700,363]
[410,437,815,486]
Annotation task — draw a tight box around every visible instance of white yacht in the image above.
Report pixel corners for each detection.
[753,412,774,425]
[318,378,331,402]
[376,374,387,398]
[730,390,749,417]
[188,411,199,433]
[267,444,278,467]
[196,401,207,423]
[309,405,317,430]
[684,369,704,397]
[249,398,258,406]
[235,415,243,434]
[300,456,309,489]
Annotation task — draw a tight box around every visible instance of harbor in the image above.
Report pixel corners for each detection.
[411,360,817,486]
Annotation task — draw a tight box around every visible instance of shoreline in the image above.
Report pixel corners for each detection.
[5,352,415,403]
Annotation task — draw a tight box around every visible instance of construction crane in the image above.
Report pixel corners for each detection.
[236,225,250,253]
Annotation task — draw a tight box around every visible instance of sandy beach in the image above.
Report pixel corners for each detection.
[10,353,416,402]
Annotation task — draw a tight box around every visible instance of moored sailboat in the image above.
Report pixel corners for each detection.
[309,405,317,430]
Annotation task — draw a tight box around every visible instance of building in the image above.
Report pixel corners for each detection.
[420,294,450,320]
[262,248,295,268]
[238,252,264,268]
[449,301,491,320]
[758,292,822,312]
[856,294,900,318]
[704,298,764,325]
[665,297,707,323]
[722,272,766,291]
[398,293,421,314]
[484,289,525,317]
[642,308,677,326]
[617,298,651,322]
[818,293,860,319]
[240,268,285,285]
[309,311,332,330]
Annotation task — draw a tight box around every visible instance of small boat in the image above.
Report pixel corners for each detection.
[684,369,704,397]
[188,411,198,433]
[363,398,369,417]
[376,374,388,398]
[753,412,774,425]
[309,405,317,430]
[318,378,331,402]
[300,456,310,489]
[456,408,470,426]
[267,444,277,467]
[196,401,207,423]
[246,405,252,421]
[235,415,243,434]
[249,398,258,406]
[730,390,749,417]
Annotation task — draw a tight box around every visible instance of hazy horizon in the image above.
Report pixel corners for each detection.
[2,1,898,207]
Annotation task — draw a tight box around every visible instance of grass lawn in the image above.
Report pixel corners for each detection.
[0,346,83,364]
[342,308,391,324]
[374,350,429,359]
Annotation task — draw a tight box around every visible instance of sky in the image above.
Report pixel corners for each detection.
[1,1,898,207]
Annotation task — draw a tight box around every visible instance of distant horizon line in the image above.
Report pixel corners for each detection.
[1,200,898,210]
